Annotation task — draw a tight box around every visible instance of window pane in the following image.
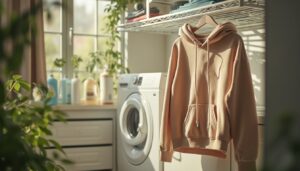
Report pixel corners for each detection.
[97,37,109,52]
[73,35,97,72]
[98,0,110,34]
[45,34,62,73]
[43,0,62,32]
[98,36,118,52]
[74,0,96,34]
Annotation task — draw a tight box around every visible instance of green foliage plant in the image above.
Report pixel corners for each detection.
[54,58,66,68]
[53,58,66,72]
[0,1,71,170]
[103,0,142,76]
[86,51,102,75]
[71,55,83,77]
[3,74,71,170]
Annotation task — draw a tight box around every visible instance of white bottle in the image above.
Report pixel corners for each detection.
[100,68,114,104]
[83,77,98,101]
[71,76,81,104]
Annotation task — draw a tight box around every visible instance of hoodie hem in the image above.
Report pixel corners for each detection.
[173,137,228,158]
[160,150,173,162]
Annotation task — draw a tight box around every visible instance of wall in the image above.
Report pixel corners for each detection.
[124,32,167,73]
[265,1,300,170]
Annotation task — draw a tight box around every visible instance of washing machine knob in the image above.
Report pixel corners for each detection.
[132,76,139,85]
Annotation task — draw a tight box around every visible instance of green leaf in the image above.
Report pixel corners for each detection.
[12,74,22,80]
[60,159,73,165]
[52,151,59,159]
[49,139,64,154]
[54,58,66,68]
[40,126,52,135]
[19,80,31,91]
[14,82,21,92]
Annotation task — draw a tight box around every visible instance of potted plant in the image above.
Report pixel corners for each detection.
[71,55,83,104]
[71,54,83,77]
[0,1,73,170]
[87,51,116,104]
[100,0,142,101]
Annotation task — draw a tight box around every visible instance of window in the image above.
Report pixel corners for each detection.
[44,0,63,81]
[43,0,113,80]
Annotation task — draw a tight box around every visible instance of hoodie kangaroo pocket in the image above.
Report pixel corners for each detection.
[184,104,218,139]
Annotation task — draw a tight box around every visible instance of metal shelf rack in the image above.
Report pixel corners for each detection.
[118,0,264,34]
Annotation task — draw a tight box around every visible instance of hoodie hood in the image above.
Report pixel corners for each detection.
[180,22,237,46]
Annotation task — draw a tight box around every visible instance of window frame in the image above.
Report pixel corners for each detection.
[44,0,114,79]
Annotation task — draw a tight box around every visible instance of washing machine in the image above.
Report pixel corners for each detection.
[117,73,166,171]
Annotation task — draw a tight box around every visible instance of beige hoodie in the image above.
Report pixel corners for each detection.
[160,22,258,171]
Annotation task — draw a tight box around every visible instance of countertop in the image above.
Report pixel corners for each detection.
[54,101,117,110]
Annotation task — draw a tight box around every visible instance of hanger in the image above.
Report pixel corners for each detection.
[191,15,218,32]
[178,15,218,36]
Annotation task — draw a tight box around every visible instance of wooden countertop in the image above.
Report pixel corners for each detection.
[54,100,117,110]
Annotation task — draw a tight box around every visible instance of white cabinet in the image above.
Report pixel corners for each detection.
[50,120,113,146]
[48,105,116,171]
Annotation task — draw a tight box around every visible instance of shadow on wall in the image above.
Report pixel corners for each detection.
[240,28,266,108]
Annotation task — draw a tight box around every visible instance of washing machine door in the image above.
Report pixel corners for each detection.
[119,93,153,165]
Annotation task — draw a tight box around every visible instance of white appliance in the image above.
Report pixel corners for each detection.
[117,73,166,171]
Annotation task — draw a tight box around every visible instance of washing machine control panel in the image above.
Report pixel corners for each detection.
[119,75,142,88]
[119,73,165,89]
[132,76,143,86]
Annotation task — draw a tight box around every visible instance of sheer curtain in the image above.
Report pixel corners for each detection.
[1,0,46,84]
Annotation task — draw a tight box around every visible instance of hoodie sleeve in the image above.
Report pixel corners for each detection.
[160,43,178,162]
[226,39,258,171]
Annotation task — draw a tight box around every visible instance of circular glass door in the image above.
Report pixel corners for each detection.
[119,93,153,165]
[127,108,140,138]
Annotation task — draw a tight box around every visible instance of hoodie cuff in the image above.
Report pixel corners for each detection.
[160,150,173,162]
[238,160,256,171]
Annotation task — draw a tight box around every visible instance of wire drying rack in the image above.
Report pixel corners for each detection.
[118,0,265,34]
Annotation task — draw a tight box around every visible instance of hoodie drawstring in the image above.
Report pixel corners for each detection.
[206,41,211,129]
[194,41,199,128]
[194,39,211,129]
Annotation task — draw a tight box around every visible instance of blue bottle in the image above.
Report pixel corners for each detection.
[61,77,71,104]
[47,74,58,105]
[66,79,71,104]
